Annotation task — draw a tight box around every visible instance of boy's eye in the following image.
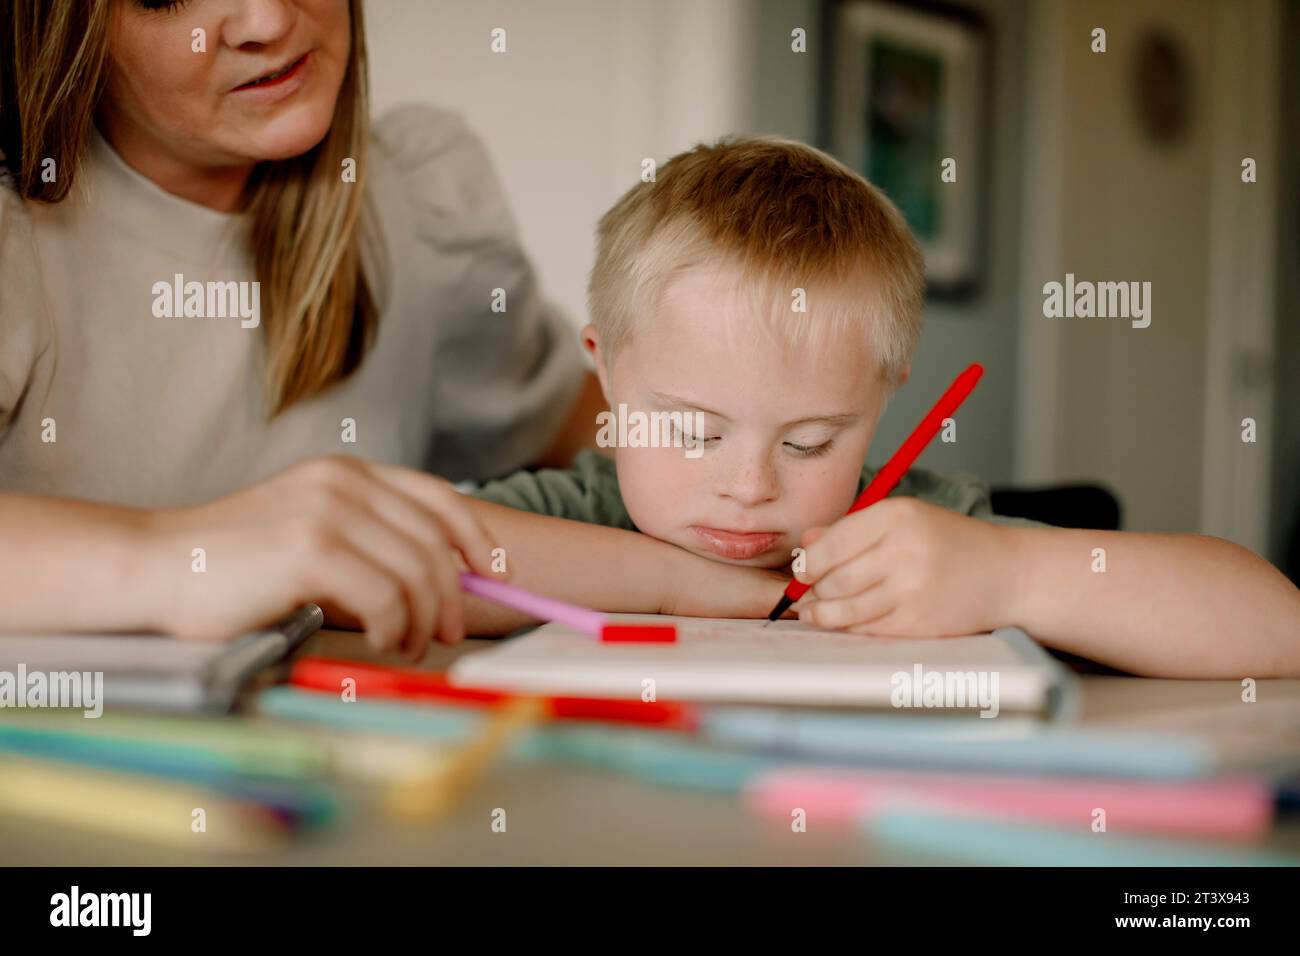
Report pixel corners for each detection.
[785,440,833,458]
[678,428,720,444]
[669,420,719,444]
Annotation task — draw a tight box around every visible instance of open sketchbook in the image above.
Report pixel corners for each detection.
[450,616,1077,718]
[0,606,322,714]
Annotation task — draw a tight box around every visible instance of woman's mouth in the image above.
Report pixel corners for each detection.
[690,526,783,560]
[232,52,310,95]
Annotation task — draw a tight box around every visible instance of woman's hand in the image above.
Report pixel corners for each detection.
[146,457,504,659]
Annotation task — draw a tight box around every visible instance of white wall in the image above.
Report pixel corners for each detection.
[1019,0,1283,541]
[367,0,753,338]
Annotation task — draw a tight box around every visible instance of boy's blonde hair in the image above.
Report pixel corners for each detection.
[587,135,925,391]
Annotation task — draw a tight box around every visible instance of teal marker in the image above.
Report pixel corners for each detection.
[702,708,1223,778]
[256,686,483,740]
[522,725,771,791]
[865,808,1300,866]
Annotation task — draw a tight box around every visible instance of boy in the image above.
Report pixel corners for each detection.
[462,135,1300,678]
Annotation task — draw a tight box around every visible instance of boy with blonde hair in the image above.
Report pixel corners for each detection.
[463,135,1300,678]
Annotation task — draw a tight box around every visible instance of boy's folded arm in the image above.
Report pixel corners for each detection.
[1002,527,1300,678]
[460,497,789,635]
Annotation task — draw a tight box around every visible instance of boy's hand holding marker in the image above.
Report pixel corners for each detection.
[793,497,1016,637]
[771,363,1015,637]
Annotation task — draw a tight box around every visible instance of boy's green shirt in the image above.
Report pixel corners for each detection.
[470,449,1047,531]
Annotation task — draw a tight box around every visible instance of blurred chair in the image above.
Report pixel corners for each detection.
[990,484,1123,531]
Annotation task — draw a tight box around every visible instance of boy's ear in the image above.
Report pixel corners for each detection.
[580,323,612,401]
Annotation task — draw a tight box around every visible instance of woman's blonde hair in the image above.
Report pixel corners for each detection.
[588,135,925,392]
[0,0,379,415]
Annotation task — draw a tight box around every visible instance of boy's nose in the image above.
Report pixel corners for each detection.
[718,456,780,507]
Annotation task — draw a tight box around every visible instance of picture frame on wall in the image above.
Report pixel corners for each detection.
[820,0,991,299]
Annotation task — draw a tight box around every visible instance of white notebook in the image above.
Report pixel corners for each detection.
[449,616,1076,717]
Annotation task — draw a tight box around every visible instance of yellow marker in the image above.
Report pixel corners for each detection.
[0,755,289,855]
[386,696,546,821]
[0,708,448,784]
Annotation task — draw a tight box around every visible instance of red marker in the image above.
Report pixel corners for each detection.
[288,657,695,728]
[765,363,985,623]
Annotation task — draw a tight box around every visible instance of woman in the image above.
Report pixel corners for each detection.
[0,0,612,657]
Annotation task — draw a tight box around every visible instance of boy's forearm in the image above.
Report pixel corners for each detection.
[461,498,788,635]
[1002,527,1300,677]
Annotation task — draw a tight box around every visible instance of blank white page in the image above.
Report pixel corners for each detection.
[450,616,1064,712]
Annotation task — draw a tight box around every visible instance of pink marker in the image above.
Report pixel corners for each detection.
[459,572,676,643]
[744,767,1273,842]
